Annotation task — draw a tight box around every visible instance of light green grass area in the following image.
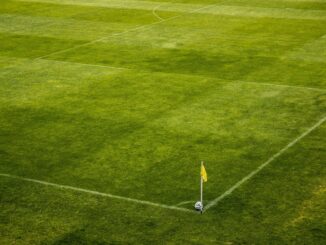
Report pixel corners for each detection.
[0,0,325,244]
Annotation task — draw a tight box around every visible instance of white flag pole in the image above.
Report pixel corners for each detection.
[200,161,204,213]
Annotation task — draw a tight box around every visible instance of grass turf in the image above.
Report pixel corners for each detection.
[0,0,325,244]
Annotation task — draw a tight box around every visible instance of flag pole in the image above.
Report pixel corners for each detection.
[200,161,204,213]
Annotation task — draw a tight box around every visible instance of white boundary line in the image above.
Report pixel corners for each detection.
[204,115,326,211]
[152,4,164,21]
[35,58,326,93]
[35,1,225,60]
[0,173,193,213]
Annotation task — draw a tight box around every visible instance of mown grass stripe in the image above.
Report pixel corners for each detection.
[17,0,200,13]
[18,0,326,20]
[43,59,326,93]
[286,34,326,62]
[47,58,326,92]
[0,13,136,41]
[1,56,325,93]
[203,5,326,20]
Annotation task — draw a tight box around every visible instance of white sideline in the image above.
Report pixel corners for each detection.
[0,173,193,213]
[204,115,326,211]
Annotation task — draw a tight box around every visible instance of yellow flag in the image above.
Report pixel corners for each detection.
[201,164,207,182]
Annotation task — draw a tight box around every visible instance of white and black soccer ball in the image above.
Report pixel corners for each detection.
[194,201,203,211]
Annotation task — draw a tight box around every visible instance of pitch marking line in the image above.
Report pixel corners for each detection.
[35,16,179,60]
[36,58,326,93]
[204,115,326,211]
[152,4,164,21]
[175,200,210,207]
[35,1,227,60]
[0,173,193,213]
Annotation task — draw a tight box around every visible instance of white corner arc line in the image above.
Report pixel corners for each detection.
[204,115,326,212]
[0,173,193,213]
[176,200,194,206]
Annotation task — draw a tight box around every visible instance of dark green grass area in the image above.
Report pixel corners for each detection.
[0,124,325,244]
[0,0,325,244]
[0,59,325,205]
[0,33,84,58]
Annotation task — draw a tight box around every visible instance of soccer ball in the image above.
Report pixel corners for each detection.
[194,201,203,211]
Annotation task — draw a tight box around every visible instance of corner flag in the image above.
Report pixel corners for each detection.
[201,164,207,182]
[195,161,208,213]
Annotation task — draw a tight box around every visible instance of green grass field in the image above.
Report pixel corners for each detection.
[0,0,325,244]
